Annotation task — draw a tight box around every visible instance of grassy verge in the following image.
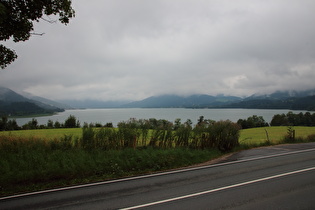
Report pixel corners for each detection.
[0,136,222,196]
[1,126,315,197]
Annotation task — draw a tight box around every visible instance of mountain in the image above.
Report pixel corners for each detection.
[221,96,315,111]
[121,89,315,110]
[0,86,29,102]
[21,92,72,110]
[0,87,64,116]
[220,89,315,111]
[2,86,315,112]
[245,89,315,100]
[59,99,131,109]
[122,94,242,108]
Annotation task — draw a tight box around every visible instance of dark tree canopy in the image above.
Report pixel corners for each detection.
[0,0,75,69]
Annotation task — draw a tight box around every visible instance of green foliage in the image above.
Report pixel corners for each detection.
[0,116,19,130]
[47,119,54,128]
[281,126,297,143]
[207,120,241,152]
[81,118,241,151]
[1,123,315,196]
[174,122,192,147]
[95,127,119,150]
[81,127,95,149]
[287,126,295,141]
[0,0,75,68]
[54,121,62,128]
[64,115,80,128]
[271,111,315,126]
[237,115,269,129]
[0,134,222,196]
[0,44,17,68]
[270,113,289,126]
[22,118,38,130]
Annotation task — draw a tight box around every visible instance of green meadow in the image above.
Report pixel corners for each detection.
[1,128,82,140]
[239,126,315,145]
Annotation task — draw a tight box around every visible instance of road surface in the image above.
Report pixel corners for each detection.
[1,142,315,209]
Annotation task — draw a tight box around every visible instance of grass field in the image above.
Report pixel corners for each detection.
[0,128,82,140]
[239,126,315,145]
[2,126,315,146]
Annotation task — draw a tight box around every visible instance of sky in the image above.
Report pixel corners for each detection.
[1,0,315,101]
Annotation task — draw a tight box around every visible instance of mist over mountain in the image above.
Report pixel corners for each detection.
[58,99,131,109]
[0,86,30,102]
[245,89,315,100]
[0,87,64,116]
[121,94,242,108]
[20,91,72,110]
[1,86,315,116]
[222,89,315,111]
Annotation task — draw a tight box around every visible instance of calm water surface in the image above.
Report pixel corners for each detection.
[13,108,314,127]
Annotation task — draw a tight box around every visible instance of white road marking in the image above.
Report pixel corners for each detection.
[120,166,315,210]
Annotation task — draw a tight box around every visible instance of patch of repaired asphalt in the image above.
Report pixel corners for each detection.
[224,142,315,161]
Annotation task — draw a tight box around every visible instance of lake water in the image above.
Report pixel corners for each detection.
[12,108,314,127]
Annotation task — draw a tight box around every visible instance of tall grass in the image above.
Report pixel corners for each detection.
[77,120,240,152]
[2,123,314,196]
[0,134,222,196]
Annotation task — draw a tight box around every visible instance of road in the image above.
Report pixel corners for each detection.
[1,143,315,209]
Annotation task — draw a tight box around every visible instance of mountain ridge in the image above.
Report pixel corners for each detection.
[120,89,315,109]
[121,94,242,108]
[1,87,315,115]
[0,87,64,116]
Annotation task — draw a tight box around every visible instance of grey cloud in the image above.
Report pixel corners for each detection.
[1,0,315,100]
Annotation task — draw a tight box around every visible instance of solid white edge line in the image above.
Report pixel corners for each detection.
[1,147,315,201]
[120,166,315,210]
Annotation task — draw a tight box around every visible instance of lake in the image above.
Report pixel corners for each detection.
[12,108,314,127]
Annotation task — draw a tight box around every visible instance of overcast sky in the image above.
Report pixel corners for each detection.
[1,0,315,101]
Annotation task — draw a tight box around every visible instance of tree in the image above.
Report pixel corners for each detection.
[239,115,269,129]
[197,116,204,126]
[54,120,61,128]
[47,119,54,128]
[270,114,289,126]
[64,115,79,128]
[0,116,8,130]
[0,0,75,69]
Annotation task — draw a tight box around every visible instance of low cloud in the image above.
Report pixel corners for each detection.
[1,0,315,101]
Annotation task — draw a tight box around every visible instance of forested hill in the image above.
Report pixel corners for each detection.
[1,86,315,113]
[121,94,241,108]
[0,87,64,116]
[218,95,315,111]
[121,91,315,110]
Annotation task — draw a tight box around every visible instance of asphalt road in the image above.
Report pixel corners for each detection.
[1,143,315,210]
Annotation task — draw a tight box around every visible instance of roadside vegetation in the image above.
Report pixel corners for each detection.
[1,112,315,196]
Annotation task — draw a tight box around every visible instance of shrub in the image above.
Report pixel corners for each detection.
[307,134,315,142]
[81,127,95,149]
[208,120,241,152]
[104,122,113,128]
